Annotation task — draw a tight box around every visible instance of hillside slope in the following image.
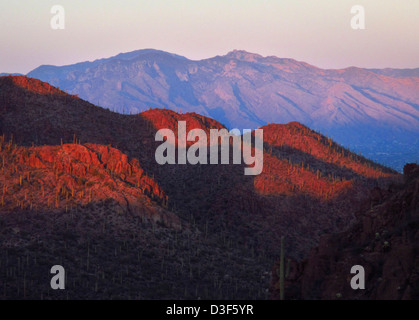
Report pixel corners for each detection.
[0,76,400,299]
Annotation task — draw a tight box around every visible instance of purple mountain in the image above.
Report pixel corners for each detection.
[27,49,419,170]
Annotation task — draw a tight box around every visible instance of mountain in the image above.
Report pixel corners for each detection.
[0,76,400,299]
[368,68,419,78]
[271,163,419,300]
[27,49,419,171]
[0,73,22,77]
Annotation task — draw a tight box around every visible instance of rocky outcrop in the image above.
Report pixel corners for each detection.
[1,139,180,229]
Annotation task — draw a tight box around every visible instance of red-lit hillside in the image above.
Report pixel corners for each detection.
[142,108,225,133]
[0,76,401,299]
[262,123,394,179]
[256,123,395,199]
[0,138,178,228]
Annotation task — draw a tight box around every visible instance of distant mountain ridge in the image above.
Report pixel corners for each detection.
[0,73,23,77]
[27,49,419,170]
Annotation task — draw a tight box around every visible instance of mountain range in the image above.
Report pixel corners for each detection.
[0,75,402,299]
[27,49,419,171]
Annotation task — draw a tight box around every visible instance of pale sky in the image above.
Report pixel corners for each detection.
[1,0,418,74]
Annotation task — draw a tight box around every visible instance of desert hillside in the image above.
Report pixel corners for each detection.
[0,76,400,299]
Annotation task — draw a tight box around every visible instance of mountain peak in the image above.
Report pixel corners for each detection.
[111,49,188,62]
[225,50,262,61]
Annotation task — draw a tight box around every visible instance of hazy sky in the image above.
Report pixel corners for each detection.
[1,0,418,74]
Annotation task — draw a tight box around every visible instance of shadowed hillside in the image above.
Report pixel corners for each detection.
[271,164,419,300]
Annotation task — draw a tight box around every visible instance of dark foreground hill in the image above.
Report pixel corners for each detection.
[0,76,400,299]
[271,163,419,300]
